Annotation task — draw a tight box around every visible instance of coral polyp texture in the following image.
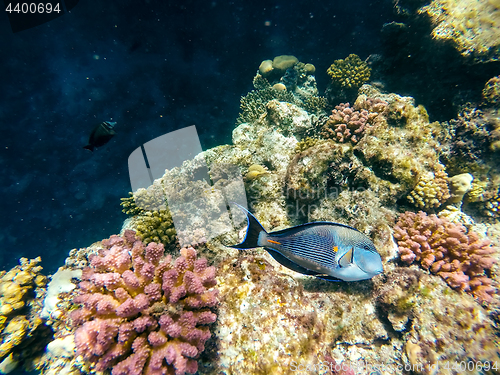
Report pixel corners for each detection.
[393,211,496,302]
[0,257,49,373]
[326,54,371,89]
[320,103,372,143]
[482,75,500,107]
[406,168,450,210]
[70,230,218,375]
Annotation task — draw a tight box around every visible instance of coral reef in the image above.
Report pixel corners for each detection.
[442,106,499,175]
[265,100,313,137]
[484,188,500,221]
[70,231,218,375]
[236,87,296,125]
[406,168,450,210]
[448,172,474,204]
[122,182,168,215]
[133,209,178,250]
[327,54,371,90]
[393,211,496,302]
[245,164,269,181]
[212,253,391,374]
[320,103,373,143]
[419,0,500,62]
[483,75,500,107]
[0,258,50,374]
[120,192,144,216]
[375,268,500,371]
[246,56,324,121]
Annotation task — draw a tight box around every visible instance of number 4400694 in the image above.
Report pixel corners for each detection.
[5,2,61,13]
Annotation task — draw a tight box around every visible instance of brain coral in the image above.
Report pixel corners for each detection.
[70,230,218,375]
[393,211,496,303]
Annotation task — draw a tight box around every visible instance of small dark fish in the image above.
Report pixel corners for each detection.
[229,204,383,281]
[84,121,116,152]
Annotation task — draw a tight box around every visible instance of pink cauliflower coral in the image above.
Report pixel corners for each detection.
[321,103,371,143]
[71,230,218,375]
[393,211,496,303]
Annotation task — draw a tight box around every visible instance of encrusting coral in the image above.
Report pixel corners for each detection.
[393,211,496,302]
[70,230,218,375]
[375,268,500,370]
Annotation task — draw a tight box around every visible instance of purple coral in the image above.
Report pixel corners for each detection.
[71,230,218,375]
[393,211,496,303]
[321,103,371,143]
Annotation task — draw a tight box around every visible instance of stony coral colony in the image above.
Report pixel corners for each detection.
[1,53,500,375]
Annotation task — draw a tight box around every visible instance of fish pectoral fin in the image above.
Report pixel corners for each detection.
[338,247,354,268]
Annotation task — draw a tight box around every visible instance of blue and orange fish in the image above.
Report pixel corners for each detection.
[229,204,383,281]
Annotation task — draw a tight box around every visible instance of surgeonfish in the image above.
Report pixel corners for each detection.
[84,121,117,151]
[229,203,383,281]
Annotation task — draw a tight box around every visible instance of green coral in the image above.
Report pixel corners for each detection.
[301,95,327,113]
[237,87,296,124]
[134,210,178,251]
[120,185,167,216]
[327,54,371,89]
[294,137,322,153]
[120,192,143,216]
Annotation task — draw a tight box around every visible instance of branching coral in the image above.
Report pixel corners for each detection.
[320,103,372,143]
[326,54,371,90]
[70,231,218,375]
[393,211,496,302]
[236,87,296,125]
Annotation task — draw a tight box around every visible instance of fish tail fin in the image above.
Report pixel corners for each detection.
[83,144,94,152]
[229,203,267,249]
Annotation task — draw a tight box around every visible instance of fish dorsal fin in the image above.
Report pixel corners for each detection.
[338,247,354,268]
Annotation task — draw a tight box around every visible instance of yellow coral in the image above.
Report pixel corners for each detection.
[0,257,46,367]
[448,173,473,204]
[467,180,487,202]
[482,76,500,107]
[272,55,298,72]
[246,164,269,181]
[327,54,371,89]
[420,0,500,62]
[407,168,450,209]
